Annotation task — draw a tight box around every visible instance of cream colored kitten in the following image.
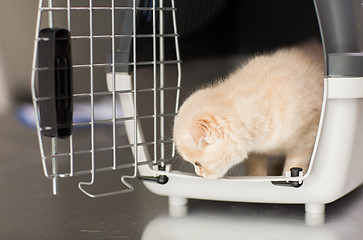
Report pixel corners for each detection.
[173,41,324,179]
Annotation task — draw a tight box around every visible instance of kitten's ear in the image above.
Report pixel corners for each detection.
[191,116,222,147]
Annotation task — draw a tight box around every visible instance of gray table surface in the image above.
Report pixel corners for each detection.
[1,113,363,240]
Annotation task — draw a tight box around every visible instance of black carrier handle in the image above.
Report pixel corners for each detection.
[37,28,73,138]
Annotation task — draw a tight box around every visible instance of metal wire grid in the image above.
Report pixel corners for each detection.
[31,0,181,197]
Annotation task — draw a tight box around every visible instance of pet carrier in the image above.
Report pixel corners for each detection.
[31,0,363,218]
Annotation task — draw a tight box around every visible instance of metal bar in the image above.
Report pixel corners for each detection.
[34,86,182,100]
[66,0,74,178]
[111,0,117,170]
[33,59,182,71]
[32,0,51,179]
[131,0,138,178]
[171,0,182,157]
[69,135,74,177]
[89,0,95,184]
[81,59,182,67]
[43,138,175,160]
[51,137,58,195]
[152,0,158,167]
[78,0,95,196]
[72,112,176,124]
[159,0,165,166]
[47,0,54,28]
[67,0,71,30]
[38,85,181,98]
[37,112,177,131]
[53,158,175,178]
[40,6,177,11]
[69,33,179,39]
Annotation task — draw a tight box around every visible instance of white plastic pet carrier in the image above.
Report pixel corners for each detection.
[31,0,363,219]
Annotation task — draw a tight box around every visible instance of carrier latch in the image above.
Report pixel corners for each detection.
[271,167,304,188]
[138,165,169,184]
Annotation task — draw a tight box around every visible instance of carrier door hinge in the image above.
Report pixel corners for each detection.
[138,165,169,184]
[271,167,304,188]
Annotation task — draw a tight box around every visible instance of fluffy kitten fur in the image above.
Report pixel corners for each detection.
[173,41,324,179]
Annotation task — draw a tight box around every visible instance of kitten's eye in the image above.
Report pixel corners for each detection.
[194,162,202,167]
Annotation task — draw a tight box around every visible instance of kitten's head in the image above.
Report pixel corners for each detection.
[174,111,247,179]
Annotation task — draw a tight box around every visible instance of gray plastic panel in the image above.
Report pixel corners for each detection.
[328,53,363,77]
[314,0,363,77]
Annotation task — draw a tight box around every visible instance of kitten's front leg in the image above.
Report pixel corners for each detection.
[246,153,268,176]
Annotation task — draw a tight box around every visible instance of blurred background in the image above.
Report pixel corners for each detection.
[0,0,319,115]
[0,0,39,113]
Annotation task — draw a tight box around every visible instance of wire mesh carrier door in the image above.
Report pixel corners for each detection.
[31,0,181,197]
